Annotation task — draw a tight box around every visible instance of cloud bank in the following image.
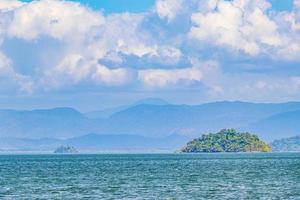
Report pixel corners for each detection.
[0,0,300,102]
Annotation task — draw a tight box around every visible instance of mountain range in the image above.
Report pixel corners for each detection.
[1,99,300,151]
[85,98,169,119]
[271,136,300,152]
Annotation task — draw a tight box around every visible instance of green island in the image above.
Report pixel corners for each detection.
[181,129,272,153]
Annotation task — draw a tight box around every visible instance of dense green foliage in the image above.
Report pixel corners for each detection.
[271,136,300,152]
[181,129,272,153]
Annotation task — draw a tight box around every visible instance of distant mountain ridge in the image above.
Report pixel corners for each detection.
[85,98,169,119]
[271,136,300,152]
[0,107,99,139]
[0,101,300,142]
[99,101,300,140]
[246,110,300,141]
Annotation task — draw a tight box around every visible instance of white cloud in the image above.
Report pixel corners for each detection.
[295,0,300,10]
[0,52,34,94]
[190,59,223,95]
[14,74,34,94]
[105,13,156,57]
[92,65,132,86]
[116,39,156,57]
[7,0,104,40]
[84,12,157,61]
[1,1,152,90]
[0,52,13,75]
[241,8,281,46]
[138,67,202,88]
[155,0,184,22]
[271,5,300,60]
[0,0,299,102]
[276,42,300,61]
[197,0,218,12]
[154,46,182,64]
[0,0,24,11]
[44,54,132,88]
[189,0,281,56]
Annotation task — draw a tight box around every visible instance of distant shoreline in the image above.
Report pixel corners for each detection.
[0,151,299,155]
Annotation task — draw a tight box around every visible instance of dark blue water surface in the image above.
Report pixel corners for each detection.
[0,153,300,199]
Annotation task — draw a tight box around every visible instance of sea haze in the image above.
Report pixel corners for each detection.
[0,100,300,152]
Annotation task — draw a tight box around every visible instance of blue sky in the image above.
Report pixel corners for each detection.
[269,0,293,11]
[20,0,294,13]
[21,0,155,13]
[70,0,155,13]
[0,0,300,111]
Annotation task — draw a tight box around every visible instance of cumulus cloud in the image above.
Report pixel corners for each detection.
[0,0,24,11]
[295,0,300,9]
[84,12,155,60]
[0,0,299,102]
[271,0,300,61]
[44,54,133,89]
[138,67,202,88]
[189,0,281,56]
[155,0,184,22]
[0,52,13,75]
[7,0,104,40]
[0,52,34,94]
[0,1,148,92]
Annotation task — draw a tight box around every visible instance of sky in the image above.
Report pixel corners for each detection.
[0,0,300,111]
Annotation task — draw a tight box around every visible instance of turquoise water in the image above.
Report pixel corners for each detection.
[0,153,300,199]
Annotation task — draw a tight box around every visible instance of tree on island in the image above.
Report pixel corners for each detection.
[181,129,272,153]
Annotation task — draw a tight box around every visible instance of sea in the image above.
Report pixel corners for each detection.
[0,153,299,199]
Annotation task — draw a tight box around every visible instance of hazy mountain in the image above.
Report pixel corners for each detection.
[1,101,300,142]
[0,137,61,151]
[0,134,190,152]
[0,108,100,139]
[66,133,188,150]
[271,136,300,152]
[85,105,128,119]
[247,110,300,141]
[85,98,169,119]
[99,101,300,140]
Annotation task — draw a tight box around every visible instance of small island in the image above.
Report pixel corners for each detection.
[54,146,78,154]
[181,129,272,153]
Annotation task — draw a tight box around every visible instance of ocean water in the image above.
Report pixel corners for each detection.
[0,153,299,199]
